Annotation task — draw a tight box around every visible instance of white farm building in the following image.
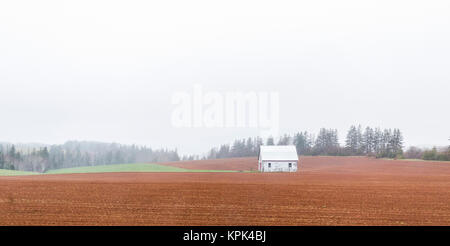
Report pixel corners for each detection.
[258,145,299,172]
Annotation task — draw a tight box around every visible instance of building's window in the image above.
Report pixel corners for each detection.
[268,163,271,168]
[289,163,292,168]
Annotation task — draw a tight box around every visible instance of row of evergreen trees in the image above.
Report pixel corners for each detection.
[195,125,404,160]
[0,141,180,172]
[344,126,404,158]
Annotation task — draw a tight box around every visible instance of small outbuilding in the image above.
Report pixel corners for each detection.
[258,145,298,172]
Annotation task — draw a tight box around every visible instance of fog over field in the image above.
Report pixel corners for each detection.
[0,0,449,155]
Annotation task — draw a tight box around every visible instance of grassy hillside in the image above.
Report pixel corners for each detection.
[44,163,236,174]
[0,169,38,176]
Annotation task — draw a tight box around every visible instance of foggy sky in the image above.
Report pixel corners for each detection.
[0,0,449,155]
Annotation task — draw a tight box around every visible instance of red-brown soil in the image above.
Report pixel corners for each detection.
[1,156,449,225]
[163,157,258,171]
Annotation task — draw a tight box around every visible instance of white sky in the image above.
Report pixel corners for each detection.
[0,0,449,155]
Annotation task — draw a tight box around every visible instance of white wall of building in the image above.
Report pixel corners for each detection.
[259,161,297,172]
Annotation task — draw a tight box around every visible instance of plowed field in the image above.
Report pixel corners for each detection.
[1,156,450,225]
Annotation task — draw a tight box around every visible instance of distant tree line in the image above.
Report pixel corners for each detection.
[194,125,407,160]
[404,146,450,161]
[200,137,264,160]
[0,141,180,172]
[1,127,447,171]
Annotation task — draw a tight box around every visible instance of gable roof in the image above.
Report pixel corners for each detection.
[259,145,298,161]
